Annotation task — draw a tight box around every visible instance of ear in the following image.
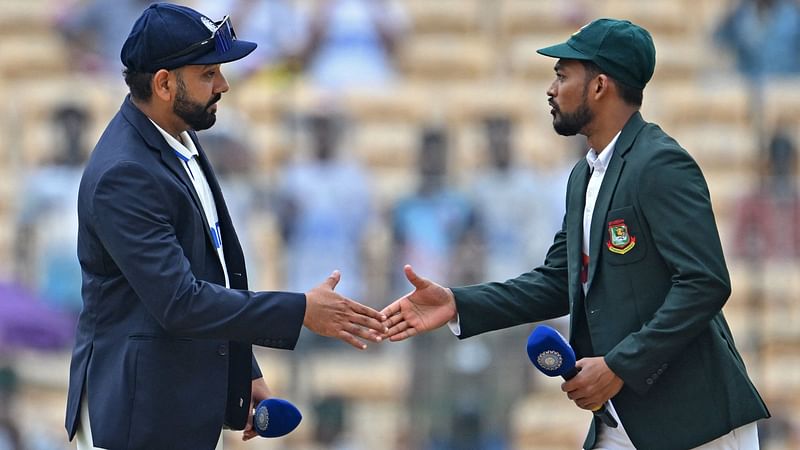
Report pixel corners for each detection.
[152,69,173,102]
[592,74,610,100]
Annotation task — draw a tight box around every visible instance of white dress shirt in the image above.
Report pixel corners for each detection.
[150,120,230,288]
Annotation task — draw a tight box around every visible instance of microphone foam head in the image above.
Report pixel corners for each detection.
[254,398,302,438]
[526,325,576,377]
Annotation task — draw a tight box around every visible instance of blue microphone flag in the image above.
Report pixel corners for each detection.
[254,398,302,438]
[526,325,618,428]
[526,325,577,378]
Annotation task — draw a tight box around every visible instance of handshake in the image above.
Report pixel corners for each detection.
[303,264,457,349]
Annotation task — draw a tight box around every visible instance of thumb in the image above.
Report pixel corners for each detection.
[404,264,427,290]
[324,270,341,290]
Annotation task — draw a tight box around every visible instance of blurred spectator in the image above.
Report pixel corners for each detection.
[276,111,373,303]
[298,0,410,91]
[714,0,800,80]
[392,126,485,449]
[468,116,561,281]
[55,0,158,74]
[391,126,478,295]
[15,104,90,315]
[194,0,307,82]
[732,122,800,260]
[0,367,20,450]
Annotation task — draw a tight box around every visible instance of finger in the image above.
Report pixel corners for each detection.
[404,264,428,290]
[348,299,387,323]
[349,309,388,334]
[380,299,401,318]
[338,329,368,350]
[389,326,418,342]
[383,309,406,329]
[385,320,409,338]
[243,409,255,440]
[323,270,341,290]
[345,321,383,343]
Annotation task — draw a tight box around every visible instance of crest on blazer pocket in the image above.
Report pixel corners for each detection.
[607,219,636,254]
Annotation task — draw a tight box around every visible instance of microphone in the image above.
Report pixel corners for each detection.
[253,398,302,438]
[526,325,618,428]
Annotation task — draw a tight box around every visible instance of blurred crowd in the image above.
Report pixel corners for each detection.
[2,0,800,449]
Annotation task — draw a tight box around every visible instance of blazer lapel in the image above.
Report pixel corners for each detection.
[187,133,247,284]
[586,153,625,289]
[566,160,590,317]
[585,112,647,289]
[120,97,217,252]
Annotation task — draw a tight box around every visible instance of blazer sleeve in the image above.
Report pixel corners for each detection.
[604,146,731,395]
[451,220,571,339]
[90,161,306,347]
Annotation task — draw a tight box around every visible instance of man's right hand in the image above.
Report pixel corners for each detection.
[381,265,457,342]
[304,270,387,350]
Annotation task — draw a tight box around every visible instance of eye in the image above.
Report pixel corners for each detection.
[205,70,216,79]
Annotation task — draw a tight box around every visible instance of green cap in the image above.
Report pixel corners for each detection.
[537,18,656,90]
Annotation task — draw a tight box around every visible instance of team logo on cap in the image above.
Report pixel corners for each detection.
[201,16,216,33]
[537,350,563,372]
[607,219,636,254]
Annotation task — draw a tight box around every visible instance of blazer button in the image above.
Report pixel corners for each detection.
[646,377,654,385]
[217,344,228,356]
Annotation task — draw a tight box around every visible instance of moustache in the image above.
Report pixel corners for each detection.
[206,94,222,109]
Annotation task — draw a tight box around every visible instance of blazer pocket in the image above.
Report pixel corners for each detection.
[129,333,192,342]
[604,206,647,265]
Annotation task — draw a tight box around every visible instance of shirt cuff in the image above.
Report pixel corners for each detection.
[447,313,462,336]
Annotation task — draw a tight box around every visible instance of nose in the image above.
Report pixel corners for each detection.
[546,80,557,98]
[215,70,230,94]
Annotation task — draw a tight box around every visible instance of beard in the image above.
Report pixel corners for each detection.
[173,76,220,131]
[551,91,593,137]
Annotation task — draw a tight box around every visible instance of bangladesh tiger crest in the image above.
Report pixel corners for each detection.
[607,219,636,254]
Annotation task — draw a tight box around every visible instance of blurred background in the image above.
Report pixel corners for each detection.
[0,0,799,449]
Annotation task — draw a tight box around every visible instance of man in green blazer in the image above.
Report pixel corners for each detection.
[382,18,769,450]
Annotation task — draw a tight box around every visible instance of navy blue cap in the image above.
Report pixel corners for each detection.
[121,2,257,73]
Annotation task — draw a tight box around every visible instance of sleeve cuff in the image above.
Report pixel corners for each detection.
[447,313,462,336]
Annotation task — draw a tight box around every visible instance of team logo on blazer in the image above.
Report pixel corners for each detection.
[607,219,636,254]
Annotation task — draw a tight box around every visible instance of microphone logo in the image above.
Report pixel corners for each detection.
[255,405,270,432]
[537,350,563,371]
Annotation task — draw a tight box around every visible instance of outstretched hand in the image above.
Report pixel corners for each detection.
[304,270,387,350]
[381,265,457,341]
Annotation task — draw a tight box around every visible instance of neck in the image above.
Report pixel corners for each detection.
[586,106,638,153]
[131,96,186,140]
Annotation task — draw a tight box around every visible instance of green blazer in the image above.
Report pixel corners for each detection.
[451,112,769,450]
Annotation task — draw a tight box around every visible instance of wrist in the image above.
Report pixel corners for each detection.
[445,288,458,321]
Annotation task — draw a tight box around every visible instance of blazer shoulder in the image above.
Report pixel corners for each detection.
[628,122,696,167]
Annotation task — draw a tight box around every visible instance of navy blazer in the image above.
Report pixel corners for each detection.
[65,96,306,450]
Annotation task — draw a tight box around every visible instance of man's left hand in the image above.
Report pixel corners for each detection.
[561,357,623,411]
[243,377,272,441]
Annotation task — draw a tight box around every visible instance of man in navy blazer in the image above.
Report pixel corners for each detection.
[64,4,386,449]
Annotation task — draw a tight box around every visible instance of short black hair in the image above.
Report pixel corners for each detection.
[123,68,155,101]
[580,60,643,107]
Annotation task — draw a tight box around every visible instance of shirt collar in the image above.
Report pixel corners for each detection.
[585,131,621,173]
[148,119,199,162]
